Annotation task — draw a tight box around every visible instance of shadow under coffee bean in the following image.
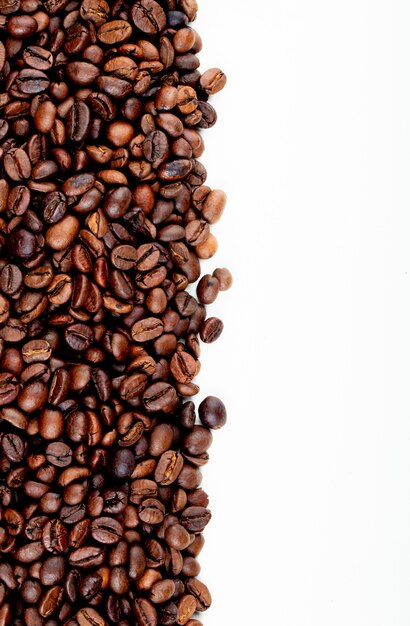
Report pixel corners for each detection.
[0,0,231,624]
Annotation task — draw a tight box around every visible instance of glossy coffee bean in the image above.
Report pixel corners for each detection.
[200,317,224,343]
[0,2,228,623]
[213,267,233,291]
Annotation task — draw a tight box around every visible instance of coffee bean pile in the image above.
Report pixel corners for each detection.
[0,0,230,624]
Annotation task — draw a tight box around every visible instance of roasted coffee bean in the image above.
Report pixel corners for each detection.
[133,598,158,626]
[77,607,106,626]
[46,215,80,250]
[150,579,176,604]
[90,517,123,544]
[98,20,132,44]
[181,506,211,532]
[66,100,91,143]
[23,46,53,70]
[7,185,30,216]
[0,1,228,623]
[185,219,210,246]
[176,595,197,625]
[66,62,100,86]
[200,67,227,95]
[4,149,31,181]
[16,69,49,94]
[42,519,68,553]
[112,448,135,479]
[165,523,191,551]
[200,316,224,343]
[0,0,20,14]
[170,351,196,383]
[143,382,178,413]
[132,317,164,343]
[213,267,233,291]
[80,572,103,600]
[40,556,66,586]
[2,432,24,461]
[155,451,184,486]
[144,130,169,167]
[42,192,67,224]
[131,0,166,34]
[181,584,207,616]
[0,264,23,295]
[81,0,110,26]
[46,442,72,467]
[65,323,94,351]
[0,373,20,407]
[7,14,37,37]
[69,546,104,569]
[149,423,173,456]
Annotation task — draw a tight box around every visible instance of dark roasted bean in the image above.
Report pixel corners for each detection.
[0,1,228,623]
[131,0,166,34]
[198,395,227,429]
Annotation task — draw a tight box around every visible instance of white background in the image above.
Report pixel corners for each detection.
[192,1,410,625]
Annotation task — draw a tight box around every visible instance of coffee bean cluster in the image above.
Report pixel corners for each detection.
[0,0,230,624]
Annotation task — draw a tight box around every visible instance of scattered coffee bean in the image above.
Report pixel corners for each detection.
[198,396,227,430]
[0,1,229,623]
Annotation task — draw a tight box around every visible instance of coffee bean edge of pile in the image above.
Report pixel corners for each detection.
[0,0,231,624]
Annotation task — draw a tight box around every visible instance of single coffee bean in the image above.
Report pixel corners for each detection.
[66,62,100,86]
[131,0,166,34]
[23,46,53,70]
[142,382,178,413]
[185,578,211,611]
[40,556,66,586]
[46,442,72,467]
[80,573,103,601]
[81,0,110,25]
[77,607,107,626]
[170,351,196,383]
[111,244,138,270]
[0,264,22,295]
[62,173,95,197]
[144,130,169,167]
[107,120,134,147]
[90,517,123,544]
[176,595,196,625]
[4,149,32,181]
[196,274,219,304]
[133,598,157,626]
[7,14,37,37]
[150,579,176,604]
[98,20,132,44]
[132,317,164,343]
[112,448,135,479]
[7,185,30,216]
[42,192,67,224]
[155,451,184,485]
[0,0,20,14]
[158,159,193,181]
[165,523,191,550]
[212,267,233,291]
[66,100,91,143]
[46,215,80,251]
[16,69,50,94]
[200,317,224,343]
[0,373,20,407]
[185,220,210,247]
[69,546,104,569]
[2,432,24,461]
[65,323,94,351]
[42,519,68,554]
[200,68,227,95]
